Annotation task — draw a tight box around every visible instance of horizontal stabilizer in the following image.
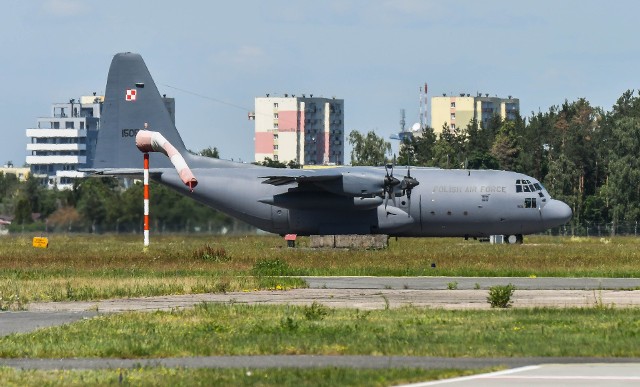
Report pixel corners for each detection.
[80,168,163,179]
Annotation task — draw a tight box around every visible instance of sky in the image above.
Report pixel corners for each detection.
[2,0,639,166]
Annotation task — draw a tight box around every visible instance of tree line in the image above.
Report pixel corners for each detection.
[0,149,249,234]
[348,90,640,235]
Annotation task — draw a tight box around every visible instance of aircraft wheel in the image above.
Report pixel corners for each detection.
[516,234,524,244]
[505,234,519,244]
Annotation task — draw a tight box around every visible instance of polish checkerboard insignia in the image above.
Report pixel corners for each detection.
[126,89,137,101]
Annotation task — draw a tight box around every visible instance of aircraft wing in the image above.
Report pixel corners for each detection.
[260,168,384,197]
[260,171,340,186]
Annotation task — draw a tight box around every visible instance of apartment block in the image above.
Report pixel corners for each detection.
[431,93,519,134]
[254,95,344,166]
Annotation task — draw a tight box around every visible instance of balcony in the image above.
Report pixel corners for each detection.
[26,155,86,165]
[27,143,86,151]
[26,129,87,138]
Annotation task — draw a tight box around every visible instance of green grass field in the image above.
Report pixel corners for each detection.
[1,234,639,385]
[0,367,491,387]
[2,303,640,358]
[2,234,640,308]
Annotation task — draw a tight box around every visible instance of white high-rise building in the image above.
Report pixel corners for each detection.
[254,95,344,166]
[26,95,103,189]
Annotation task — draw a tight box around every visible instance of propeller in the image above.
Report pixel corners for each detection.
[383,162,400,209]
[400,164,420,216]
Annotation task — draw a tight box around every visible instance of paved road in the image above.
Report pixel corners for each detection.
[0,356,638,371]
[302,276,640,290]
[0,311,97,337]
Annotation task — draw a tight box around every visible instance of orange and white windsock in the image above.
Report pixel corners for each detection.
[135,130,198,191]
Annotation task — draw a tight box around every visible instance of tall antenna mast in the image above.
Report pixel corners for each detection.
[419,85,424,129]
[423,82,428,128]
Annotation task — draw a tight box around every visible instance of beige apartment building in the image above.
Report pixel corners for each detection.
[254,95,344,166]
[431,93,519,134]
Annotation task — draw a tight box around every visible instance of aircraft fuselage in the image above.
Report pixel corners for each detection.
[156,166,572,238]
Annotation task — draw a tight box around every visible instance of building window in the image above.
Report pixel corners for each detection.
[450,113,455,120]
[273,155,278,161]
[273,134,278,140]
[274,103,278,108]
[274,123,278,129]
[451,102,456,108]
[274,113,278,118]
[273,145,278,150]
[450,124,456,130]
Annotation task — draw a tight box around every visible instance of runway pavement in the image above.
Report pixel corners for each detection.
[17,276,640,315]
[397,364,640,387]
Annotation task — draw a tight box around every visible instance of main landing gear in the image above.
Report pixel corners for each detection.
[505,234,524,244]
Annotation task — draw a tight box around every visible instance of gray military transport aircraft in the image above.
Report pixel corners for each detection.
[86,52,572,243]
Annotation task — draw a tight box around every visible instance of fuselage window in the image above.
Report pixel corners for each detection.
[524,198,537,208]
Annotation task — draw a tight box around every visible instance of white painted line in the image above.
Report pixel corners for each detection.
[393,365,541,386]
[489,376,640,381]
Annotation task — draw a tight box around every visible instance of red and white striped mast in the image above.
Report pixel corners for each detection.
[143,150,150,247]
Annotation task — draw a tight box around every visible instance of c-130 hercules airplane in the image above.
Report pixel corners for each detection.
[87,52,572,243]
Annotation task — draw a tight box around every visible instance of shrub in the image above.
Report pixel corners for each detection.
[487,284,515,308]
[303,301,329,321]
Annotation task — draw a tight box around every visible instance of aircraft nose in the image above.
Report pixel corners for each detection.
[542,199,573,228]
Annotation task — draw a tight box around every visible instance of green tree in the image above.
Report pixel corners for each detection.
[75,178,120,232]
[491,120,521,171]
[397,126,437,166]
[287,159,302,169]
[518,111,553,180]
[13,197,32,224]
[432,124,466,168]
[543,99,601,226]
[198,146,220,158]
[464,118,500,170]
[348,130,391,166]
[257,157,287,168]
[602,93,640,231]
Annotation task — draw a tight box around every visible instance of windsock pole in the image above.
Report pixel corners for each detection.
[143,152,150,248]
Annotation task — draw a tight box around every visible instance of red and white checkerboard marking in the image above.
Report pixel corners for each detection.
[125,89,137,101]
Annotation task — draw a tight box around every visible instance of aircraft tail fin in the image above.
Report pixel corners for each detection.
[91,52,185,169]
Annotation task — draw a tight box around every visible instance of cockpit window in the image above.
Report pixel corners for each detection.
[516,179,544,194]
